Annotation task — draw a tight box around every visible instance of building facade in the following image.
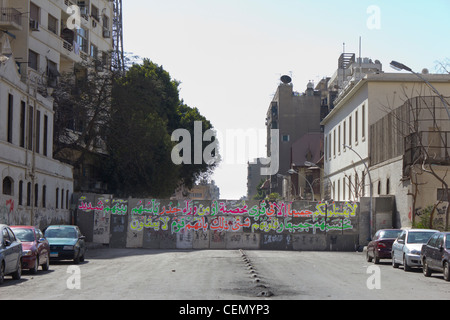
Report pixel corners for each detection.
[266,77,322,195]
[322,62,450,229]
[0,0,114,227]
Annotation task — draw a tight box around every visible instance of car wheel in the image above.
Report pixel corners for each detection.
[374,252,380,264]
[0,262,4,285]
[403,255,411,272]
[30,257,38,274]
[392,253,399,268]
[423,258,432,277]
[366,250,373,262]
[42,255,50,271]
[443,262,450,282]
[12,258,22,280]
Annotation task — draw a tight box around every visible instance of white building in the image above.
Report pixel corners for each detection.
[322,57,450,229]
[0,0,114,228]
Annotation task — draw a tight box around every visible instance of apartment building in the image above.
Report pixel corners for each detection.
[0,0,113,227]
[266,76,322,195]
[321,57,450,228]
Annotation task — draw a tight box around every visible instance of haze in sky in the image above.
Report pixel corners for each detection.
[122,0,450,199]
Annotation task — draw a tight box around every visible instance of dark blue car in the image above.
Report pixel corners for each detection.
[0,224,23,284]
[44,225,86,264]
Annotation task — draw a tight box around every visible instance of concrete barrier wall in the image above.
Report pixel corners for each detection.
[75,195,362,251]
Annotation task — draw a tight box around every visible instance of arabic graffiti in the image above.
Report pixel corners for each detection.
[77,198,359,236]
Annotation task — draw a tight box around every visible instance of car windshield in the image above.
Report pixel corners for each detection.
[407,232,436,244]
[45,227,77,239]
[13,228,35,242]
[380,230,402,239]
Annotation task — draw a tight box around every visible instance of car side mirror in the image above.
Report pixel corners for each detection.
[4,239,11,247]
[397,239,404,244]
[79,235,85,240]
[38,238,46,243]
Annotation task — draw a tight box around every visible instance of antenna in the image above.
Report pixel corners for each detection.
[112,0,125,73]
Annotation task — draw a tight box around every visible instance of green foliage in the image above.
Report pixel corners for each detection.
[105,59,218,198]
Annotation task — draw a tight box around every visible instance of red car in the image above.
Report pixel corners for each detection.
[10,226,50,274]
[366,229,402,264]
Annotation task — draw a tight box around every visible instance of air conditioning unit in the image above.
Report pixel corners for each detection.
[103,30,111,38]
[30,19,40,31]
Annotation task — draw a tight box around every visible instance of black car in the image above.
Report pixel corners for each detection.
[421,231,450,281]
[44,225,86,264]
[0,224,23,284]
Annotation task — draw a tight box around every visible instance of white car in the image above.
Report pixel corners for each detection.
[392,229,438,271]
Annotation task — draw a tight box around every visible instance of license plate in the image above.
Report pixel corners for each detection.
[50,252,58,258]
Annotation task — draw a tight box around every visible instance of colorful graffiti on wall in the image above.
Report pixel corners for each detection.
[78,197,359,235]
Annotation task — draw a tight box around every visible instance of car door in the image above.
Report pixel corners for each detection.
[36,229,49,264]
[2,228,18,274]
[434,234,445,271]
[393,231,406,262]
[424,233,439,269]
[7,228,21,271]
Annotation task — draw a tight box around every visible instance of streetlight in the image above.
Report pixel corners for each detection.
[287,169,315,201]
[343,144,373,239]
[304,161,332,201]
[390,60,450,119]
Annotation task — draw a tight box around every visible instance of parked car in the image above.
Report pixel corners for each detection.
[421,232,450,281]
[392,229,438,271]
[10,226,50,274]
[0,224,23,284]
[367,229,402,264]
[44,225,86,264]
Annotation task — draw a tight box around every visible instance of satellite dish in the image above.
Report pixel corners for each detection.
[280,75,292,84]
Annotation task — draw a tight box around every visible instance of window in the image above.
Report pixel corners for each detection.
[18,181,23,206]
[61,189,65,210]
[2,177,13,195]
[282,135,290,142]
[343,120,346,151]
[27,182,31,206]
[30,2,40,23]
[28,106,34,151]
[28,50,39,70]
[35,110,41,154]
[56,188,59,209]
[338,125,341,154]
[349,116,352,147]
[42,185,46,208]
[7,94,13,143]
[91,5,100,21]
[48,14,58,34]
[20,101,26,148]
[66,190,69,209]
[325,136,328,161]
[333,129,336,157]
[76,27,88,53]
[355,110,359,144]
[43,115,48,156]
[386,178,390,195]
[362,104,366,140]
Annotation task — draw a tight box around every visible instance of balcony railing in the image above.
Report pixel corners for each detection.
[0,7,22,29]
[404,131,450,167]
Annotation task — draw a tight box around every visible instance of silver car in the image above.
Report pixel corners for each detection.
[392,229,438,271]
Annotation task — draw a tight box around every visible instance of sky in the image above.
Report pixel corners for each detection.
[122,0,450,200]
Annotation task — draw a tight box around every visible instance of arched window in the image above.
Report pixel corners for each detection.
[2,177,13,196]
[386,178,390,195]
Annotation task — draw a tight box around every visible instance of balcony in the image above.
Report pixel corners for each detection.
[0,7,23,30]
[404,131,450,167]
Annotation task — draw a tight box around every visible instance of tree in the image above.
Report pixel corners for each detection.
[105,59,219,198]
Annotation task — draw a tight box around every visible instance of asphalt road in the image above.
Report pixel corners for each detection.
[1,248,449,300]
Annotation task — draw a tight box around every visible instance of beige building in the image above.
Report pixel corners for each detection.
[0,0,113,227]
[322,60,450,230]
